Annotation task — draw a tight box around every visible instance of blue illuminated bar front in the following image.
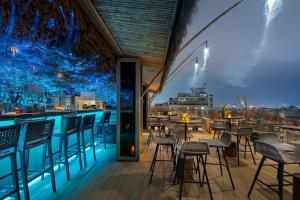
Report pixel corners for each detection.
[0,109,111,185]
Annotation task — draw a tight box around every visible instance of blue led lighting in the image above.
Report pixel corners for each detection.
[0,2,116,104]
[2,0,16,40]
[29,11,40,40]
[59,6,74,50]
[74,20,79,48]
[0,120,15,127]
[46,18,56,30]
[3,151,79,200]
[26,147,102,188]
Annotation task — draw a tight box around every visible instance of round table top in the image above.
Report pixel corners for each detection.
[261,122,283,126]
[169,119,203,124]
[148,115,169,119]
[149,122,163,126]
[279,125,300,131]
[224,116,244,120]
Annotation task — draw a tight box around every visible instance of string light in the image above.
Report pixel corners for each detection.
[194,57,199,69]
[203,47,210,60]
[0,3,116,104]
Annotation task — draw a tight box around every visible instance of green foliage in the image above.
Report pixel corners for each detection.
[221,105,232,118]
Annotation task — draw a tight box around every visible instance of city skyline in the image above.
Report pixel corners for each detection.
[154,0,300,107]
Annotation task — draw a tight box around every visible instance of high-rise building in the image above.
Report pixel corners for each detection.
[168,86,213,116]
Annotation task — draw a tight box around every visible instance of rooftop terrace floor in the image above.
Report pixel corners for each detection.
[28,132,296,200]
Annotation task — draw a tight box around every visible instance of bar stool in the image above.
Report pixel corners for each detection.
[0,125,21,200]
[212,121,225,139]
[57,115,82,181]
[146,123,154,148]
[231,127,256,166]
[146,122,162,148]
[18,119,56,200]
[96,111,112,149]
[175,141,213,200]
[81,114,96,168]
[201,131,235,190]
[248,140,300,200]
[149,135,176,184]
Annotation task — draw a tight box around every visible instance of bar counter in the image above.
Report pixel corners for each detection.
[0,109,105,121]
[0,109,115,184]
[0,109,114,127]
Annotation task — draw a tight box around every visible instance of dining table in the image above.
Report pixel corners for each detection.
[169,119,203,141]
[223,116,244,131]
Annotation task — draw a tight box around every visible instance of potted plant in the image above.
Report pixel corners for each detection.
[221,106,232,118]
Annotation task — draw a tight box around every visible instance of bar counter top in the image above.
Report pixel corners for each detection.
[0,109,104,121]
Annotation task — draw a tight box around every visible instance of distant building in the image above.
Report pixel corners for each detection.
[151,102,169,114]
[168,86,213,116]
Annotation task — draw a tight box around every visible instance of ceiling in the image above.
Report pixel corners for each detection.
[92,0,179,91]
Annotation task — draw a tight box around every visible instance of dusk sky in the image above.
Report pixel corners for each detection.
[154,0,300,107]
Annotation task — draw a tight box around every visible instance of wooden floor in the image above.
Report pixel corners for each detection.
[27,132,299,200]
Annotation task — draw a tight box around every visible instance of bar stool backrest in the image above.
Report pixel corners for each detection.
[0,125,21,151]
[83,114,96,130]
[180,141,210,155]
[213,121,225,128]
[238,127,252,136]
[24,120,55,148]
[255,140,283,162]
[65,116,82,136]
[286,130,300,144]
[102,111,111,124]
[258,132,280,144]
[148,117,157,123]
[238,120,256,128]
[250,124,261,133]
[220,131,232,147]
[260,123,275,132]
